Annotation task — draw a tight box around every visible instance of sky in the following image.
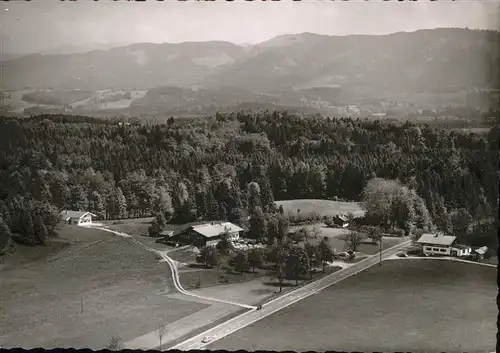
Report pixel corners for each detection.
[1,0,498,55]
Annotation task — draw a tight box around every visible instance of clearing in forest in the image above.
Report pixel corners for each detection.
[275,199,365,218]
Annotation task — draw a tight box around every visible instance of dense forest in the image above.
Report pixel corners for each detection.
[0,111,498,252]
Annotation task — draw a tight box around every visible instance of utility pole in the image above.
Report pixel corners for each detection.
[379,235,383,267]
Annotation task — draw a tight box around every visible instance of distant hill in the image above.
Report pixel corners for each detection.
[204,29,499,97]
[2,41,245,90]
[37,42,130,56]
[2,28,499,117]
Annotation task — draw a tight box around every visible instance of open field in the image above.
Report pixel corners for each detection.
[289,224,350,237]
[179,266,267,290]
[100,219,173,252]
[292,223,406,256]
[0,225,208,349]
[275,199,365,218]
[209,259,496,352]
[189,278,284,306]
[308,235,406,256]
[100,217,153,237]
[449,127,491,135]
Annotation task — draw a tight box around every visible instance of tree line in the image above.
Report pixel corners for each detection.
[0,111,497,253]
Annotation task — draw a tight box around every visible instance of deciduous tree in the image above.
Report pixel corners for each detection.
[230,251,249,273]
[285,246,310,285]
[247,248,264,273]
[342,231,364,252]
[317,238,334,272]
[197,246,220,268]
[248,206,266,243]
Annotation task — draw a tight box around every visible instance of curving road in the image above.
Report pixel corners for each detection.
[172,239,411,351]
[88,225,256,309]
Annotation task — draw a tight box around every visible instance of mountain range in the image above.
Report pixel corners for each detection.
[1,28,499,117]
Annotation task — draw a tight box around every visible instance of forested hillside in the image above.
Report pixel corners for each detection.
[0,112,497,252]
[3,29,499,118]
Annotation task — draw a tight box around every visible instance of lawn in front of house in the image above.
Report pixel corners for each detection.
[300,229,406,256]
[168,247,198,264]
[178,265,268,290]
[0,225,208,350]
[209,259,496,352]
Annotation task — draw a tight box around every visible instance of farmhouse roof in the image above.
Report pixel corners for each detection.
[335,214,348,222]
[60,210,97,220]
[474,246,488,255]
[160,230,174,237]
[451,244,471,250]
[417,233,456,246]
[192,222,244,239]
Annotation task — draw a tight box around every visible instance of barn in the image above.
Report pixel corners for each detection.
[171,222,244,248]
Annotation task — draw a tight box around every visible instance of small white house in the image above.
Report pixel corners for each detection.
[61,211,97,225]
[416,233,471,257]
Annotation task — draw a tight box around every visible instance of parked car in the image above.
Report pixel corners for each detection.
[396,252,408,258]
[201,336,213,343]
[338,251,355,261]
[338,252,349,259]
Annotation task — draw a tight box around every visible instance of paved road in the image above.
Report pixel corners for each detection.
[172,239,411,351]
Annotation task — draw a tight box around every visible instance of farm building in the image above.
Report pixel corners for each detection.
[416,233,471,257]
[171,222,244,247]
[473,246,489,260]
[332,214,349,228]
[60,210,97,225]
[159,230,174,239]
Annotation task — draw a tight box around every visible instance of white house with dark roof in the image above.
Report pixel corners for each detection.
[60,210,97,225]
[416,233,471,257]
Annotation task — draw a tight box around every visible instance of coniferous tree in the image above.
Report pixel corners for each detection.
[434,196,452,234]
[116,187,128,219]
[248,206,266,243]
[0,216,12,253]
[71,185,88,211]
[450,208,472,242]
[89,191,105,219]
